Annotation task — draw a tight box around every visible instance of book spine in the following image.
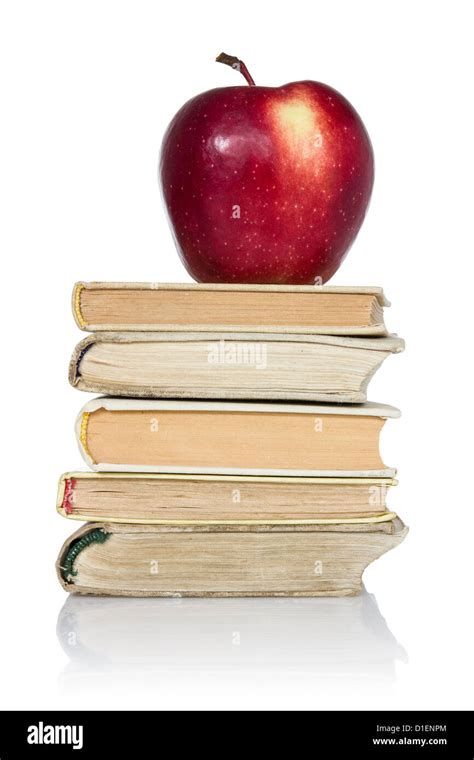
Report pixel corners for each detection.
[72,282,86,329]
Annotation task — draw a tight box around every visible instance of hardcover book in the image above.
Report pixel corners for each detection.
[57,471,396,523]
[57,517,408,597]
[75,398,400,476]
[73,282,391,335]
[69,331,403,402]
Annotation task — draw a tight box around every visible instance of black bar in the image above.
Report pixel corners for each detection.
[0,711,471,756]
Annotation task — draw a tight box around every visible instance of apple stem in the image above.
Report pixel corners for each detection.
[216,52,256,86]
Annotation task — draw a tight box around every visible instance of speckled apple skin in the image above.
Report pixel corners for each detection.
[160,81,374,284]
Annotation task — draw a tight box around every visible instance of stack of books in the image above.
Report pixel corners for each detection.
[56,282,407,597]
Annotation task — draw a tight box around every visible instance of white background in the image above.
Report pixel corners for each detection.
[1,0,473,710]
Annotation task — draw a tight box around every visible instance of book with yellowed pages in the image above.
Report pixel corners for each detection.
[73,282,391,335]
[69,331,403,402]
[57,471,396,524]
[75,398,399,477]
[59,280,407,599]
[56,518,408,597]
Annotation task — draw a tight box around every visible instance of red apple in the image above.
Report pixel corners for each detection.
[160,54,374,284]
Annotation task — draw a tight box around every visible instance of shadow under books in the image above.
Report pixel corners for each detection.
[57,589,407,694]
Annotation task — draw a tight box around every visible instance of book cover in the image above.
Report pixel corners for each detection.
[57,517,408,597]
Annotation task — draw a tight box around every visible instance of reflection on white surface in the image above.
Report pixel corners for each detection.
[57,589,407,697]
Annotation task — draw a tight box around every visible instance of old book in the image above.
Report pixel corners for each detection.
[73,282,390,335]
[57,471,396,523]
[76,398,399,476]
[69,332,404,402]
[56,518,408,597]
